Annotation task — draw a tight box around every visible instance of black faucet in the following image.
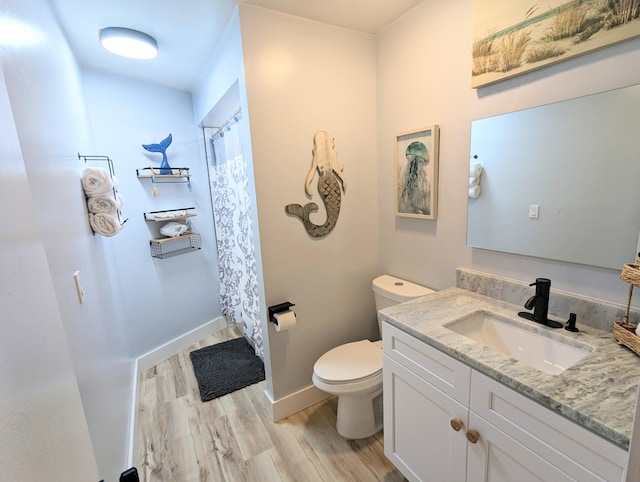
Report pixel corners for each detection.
[518,278,562,328]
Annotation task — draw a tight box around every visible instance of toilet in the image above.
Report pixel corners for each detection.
[312,274,434,439]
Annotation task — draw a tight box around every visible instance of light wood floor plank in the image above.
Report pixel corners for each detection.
[135,325,406,481]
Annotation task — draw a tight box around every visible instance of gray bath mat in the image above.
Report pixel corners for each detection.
[190,337,265,402]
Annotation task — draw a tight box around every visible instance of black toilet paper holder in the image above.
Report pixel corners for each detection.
[268,302,295,324]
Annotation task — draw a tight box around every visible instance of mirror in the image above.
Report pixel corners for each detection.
[467,84,640,270]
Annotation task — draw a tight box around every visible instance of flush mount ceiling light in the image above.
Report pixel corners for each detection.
[99,27,158,60]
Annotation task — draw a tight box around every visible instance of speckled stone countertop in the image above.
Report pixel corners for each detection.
[379,287,640,450]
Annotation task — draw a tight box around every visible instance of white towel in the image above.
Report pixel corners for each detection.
[82,168,113,196]
[469,162,482,178]
[160,221,189,238]
[87,194,119,214]
[149,210,186,220]
[89,212,121,237]
[469,162,482,193]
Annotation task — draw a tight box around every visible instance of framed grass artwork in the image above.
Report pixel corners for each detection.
[472,0,640,88]
[395,126,440,220]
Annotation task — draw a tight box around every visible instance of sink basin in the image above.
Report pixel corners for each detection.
[444,311,593,375]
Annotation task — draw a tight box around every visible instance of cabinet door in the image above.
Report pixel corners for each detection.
[384,355,468,482]
[470,371,627,482]
[466,412,576,482]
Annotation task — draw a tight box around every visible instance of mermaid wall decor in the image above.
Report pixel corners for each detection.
[285,131,346,238]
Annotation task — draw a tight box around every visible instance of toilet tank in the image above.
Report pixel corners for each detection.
[372,274,434,311]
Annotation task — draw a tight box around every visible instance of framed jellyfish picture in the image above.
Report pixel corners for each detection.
[395,125,440,220]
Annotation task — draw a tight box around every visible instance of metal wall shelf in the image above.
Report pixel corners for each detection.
[136,167,191,179]
[149,233,202,259]
[143,207,197,222]
[137,167,192,196]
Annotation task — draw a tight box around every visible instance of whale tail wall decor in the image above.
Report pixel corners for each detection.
[285,131,346,238]
[142,133,173,175]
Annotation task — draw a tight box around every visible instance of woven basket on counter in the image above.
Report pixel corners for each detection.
[613,262,640,356]
[613,322,640,356]
[620,263,640,287]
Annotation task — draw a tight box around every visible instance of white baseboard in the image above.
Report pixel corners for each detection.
[127,357,139,468]
[265,384,332,422]
[137,316,226,373]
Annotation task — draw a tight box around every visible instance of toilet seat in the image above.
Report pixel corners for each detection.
[313,340,382,384]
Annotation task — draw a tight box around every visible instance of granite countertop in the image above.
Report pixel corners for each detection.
[379,287,640,450]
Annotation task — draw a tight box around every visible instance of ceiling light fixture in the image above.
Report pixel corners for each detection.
[99,27,158,60]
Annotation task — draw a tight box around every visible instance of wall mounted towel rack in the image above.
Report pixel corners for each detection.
[79,153,128,235]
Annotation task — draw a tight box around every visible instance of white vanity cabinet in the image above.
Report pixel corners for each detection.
[382,322,628,482]
[382,332,470,480]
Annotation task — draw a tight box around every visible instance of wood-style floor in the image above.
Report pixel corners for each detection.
[135,325,406,481]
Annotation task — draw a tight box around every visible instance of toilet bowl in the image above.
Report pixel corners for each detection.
[312,275,433,439]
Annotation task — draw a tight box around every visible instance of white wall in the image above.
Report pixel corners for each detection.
[239,5,380,404]
[82,68,223,359]
[377,0,640,306]
[193,8,246,128]
[0,0,123,480]
[0,62,99,482]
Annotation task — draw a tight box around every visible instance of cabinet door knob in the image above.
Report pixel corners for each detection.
[450,418,464,431]
[466,429,480,444]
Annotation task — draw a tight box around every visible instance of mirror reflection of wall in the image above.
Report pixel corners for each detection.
[467,83,640,270]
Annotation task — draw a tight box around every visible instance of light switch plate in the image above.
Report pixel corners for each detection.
[529,204,539,219]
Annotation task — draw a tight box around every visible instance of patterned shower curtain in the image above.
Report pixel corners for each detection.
[209,113,263,357]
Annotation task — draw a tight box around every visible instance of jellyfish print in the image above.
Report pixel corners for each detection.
[398,140,431,216]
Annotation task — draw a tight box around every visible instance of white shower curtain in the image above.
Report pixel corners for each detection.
[209,113,263,357]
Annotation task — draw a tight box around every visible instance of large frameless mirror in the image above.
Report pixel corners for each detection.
[467,84,640,269]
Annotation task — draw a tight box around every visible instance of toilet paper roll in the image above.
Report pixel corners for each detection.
[274,310,296,332]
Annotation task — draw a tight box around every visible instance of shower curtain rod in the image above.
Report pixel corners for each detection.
[209,107,242,139]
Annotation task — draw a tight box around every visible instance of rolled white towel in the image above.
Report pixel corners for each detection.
[87,194,118,214]
[160,221,190,238]
[469,162,482,178]
[82,167,113,196]
[115,191,124,209]
[89,212,121,237]
[469,176,480,187]
[156,210,186,219]
[469,185,481,199]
